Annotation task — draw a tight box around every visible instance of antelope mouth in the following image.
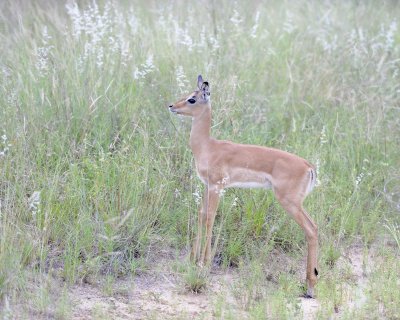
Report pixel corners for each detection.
[168,105,179,114]
[170,108,186,116]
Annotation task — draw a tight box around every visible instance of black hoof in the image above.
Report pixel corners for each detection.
[302,293,314,299]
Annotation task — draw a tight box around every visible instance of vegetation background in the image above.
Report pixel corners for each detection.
[0,0,399,318]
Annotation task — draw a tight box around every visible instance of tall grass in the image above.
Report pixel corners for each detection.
[0,0,399,317]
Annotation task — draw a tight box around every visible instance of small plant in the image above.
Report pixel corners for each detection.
[224,237,244,267]
[324,244,341,268]
[383,219,400,250]
[102,275,115,296]
[232,260,266,310]
[183,265,209,293]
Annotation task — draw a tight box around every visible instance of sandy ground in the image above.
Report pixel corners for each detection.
[68,269,321,320]
[65,245,373,320]
[69,265,244,319]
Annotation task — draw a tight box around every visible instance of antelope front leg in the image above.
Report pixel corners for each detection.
[200,186,221,265]
[191,187,208,263]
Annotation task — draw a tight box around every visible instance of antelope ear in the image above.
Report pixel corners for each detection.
[197,75,203,90]
[201,81,210,101]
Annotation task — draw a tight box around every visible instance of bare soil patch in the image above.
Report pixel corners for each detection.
[66,244,375,319]
[69,260,246,319]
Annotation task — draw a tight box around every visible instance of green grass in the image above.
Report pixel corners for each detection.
[0,0,399,318]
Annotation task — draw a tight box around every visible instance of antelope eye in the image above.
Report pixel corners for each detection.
[187,98,196,104]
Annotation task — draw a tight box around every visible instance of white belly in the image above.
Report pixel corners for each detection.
[228,180,272,189]
[220,169,273,190]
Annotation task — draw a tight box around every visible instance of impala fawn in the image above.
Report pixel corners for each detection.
[169,75,318,298]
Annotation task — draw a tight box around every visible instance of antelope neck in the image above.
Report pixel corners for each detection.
[189,104,212,156]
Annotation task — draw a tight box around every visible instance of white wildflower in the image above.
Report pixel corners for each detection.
[68,0,127,70]
[385,20,397,52]
[232,196,239,208]
[193,186,202,205]
[119,37,131,66]
[29,191,41,216]
[175,65,189,92]
[96,46,104,68]
[283,11,296,34]
[209,35,220,53]
[65,1,82,39]
[132,68,140,79]
[6,90,17,106]
[250,11,260,38]
[317,31,338,54]
[175,24,193,50]
[198,26,206,48]
[221,176,229,185]
[355,172,364,186]
[355,159,369,187]
[216,188,226,198]
[358,27,365,43]
[174,188,181,199]
[0,132,11,157]
[108,35,117,53]
[230,9,242,28]
[133,54,155,80]
[144,54,155,72]
[347,28,362,61]
[315,158,321,187]
[320,125,327,146]
[393,67,399,79]
[35,26,54,77]
[1,65,11,78]
[128,7,139,34]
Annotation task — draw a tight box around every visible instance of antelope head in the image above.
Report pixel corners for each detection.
[169,75,210,117]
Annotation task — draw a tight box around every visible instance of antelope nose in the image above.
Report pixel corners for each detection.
[169,105,173,108]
